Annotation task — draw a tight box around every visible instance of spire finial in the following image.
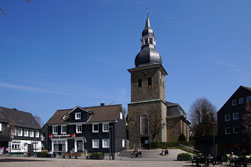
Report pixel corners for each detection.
[145,8,151,28]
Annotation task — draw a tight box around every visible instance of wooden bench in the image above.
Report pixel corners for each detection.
[63,152,81,159]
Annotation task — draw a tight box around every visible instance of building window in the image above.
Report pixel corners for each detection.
[149,38,153,44]
[75,112,81,120]
[140,114,148,135]
[120,112,123,120]
[92,139,99,148]
[148,77,152,86]
[232,99,237,106]
[247,96,251,102]
[144,38,148,44]
[30,130,34,137]
[76,125,82,133]
[225,114,231,121]
[52,126,58,134]
[225,127,231,134]
[122,139,125,148]
[102,123,109,132]
[18,129,22,136]
[239,98,244,104]
[233,126,240,134]
[138,79,142,88]
[233,112,239,120]
[35,131,39,138]
[102,139,110,148]
[92,123,99,133]
[61,125,67,134]
[24,129,28,137]
[11,129,15,136]
[0,123,2,132]
[12,144,20,150]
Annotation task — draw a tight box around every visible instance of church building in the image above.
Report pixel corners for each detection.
[127,14,190,148]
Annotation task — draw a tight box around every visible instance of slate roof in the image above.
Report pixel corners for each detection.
[242,86,251,91]
[166,101,187,118]
[0,106,41,129]
[45,104,122,125]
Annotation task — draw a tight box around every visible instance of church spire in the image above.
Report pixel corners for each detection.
[135,14,162,67]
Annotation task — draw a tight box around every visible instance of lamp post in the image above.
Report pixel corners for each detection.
[212,122,217,156]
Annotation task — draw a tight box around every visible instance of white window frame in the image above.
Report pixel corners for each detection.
[247,96,251,102]
[92,123,99,133]
[30,130,34,137]
[225,127,231,135]
[35,131,39,138]
[75,112,81,120]
[52,125,58,134]
[0,123,2,132]
[24,129,28,137]
[225,114,231,121]
[102,123,109,132]
[102,139,110,148]
[239,98,244,104]
[92,139,99,148]
[233,112,239,120]
[122,139,125,148]
[233,126,239,134]
[232,99,237,106]
[76,124,82,133]
[61,125,67,134]
[18,129,22,136]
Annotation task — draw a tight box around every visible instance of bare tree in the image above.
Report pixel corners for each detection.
[33,115,43,128]
[190,97,217,137]
[242,102,251,138]
[149,109,165,142]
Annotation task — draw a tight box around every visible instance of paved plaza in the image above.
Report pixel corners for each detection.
[1,149,251,167]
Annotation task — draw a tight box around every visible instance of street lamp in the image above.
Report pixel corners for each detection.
[212,122,217,157]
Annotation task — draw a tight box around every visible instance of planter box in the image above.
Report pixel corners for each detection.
[177,155,191,161]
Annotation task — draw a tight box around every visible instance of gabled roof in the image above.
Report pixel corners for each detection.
[45,104,122,125]
[0,106,41,129]
[241,86,251,92]
[218,85,251,113]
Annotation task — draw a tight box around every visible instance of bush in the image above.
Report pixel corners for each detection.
[37,151,47,157]
[90,152,104,156]
[177,153,192,161]
[178,134,187,142]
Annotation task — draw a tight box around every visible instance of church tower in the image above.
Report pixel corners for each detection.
[128,14,168,148]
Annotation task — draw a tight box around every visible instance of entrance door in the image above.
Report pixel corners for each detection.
[58,144,62,152]
[77,141,83,152]
[141,137,149,149]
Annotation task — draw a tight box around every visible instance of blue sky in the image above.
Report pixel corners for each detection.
[0,0,250,124]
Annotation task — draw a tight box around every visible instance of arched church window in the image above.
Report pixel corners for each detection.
[140,114,148,135]
[149,38,153,44]
[138,79,142,87]
[144,38,148,44]
[148,77,152,86]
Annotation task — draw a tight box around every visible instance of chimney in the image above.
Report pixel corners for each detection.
[100,103,105,106]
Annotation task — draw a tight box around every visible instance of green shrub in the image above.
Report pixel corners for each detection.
[90,152,104,156]
[178,134,187,141]
[177,153,192,161]
[37,151,47,157]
